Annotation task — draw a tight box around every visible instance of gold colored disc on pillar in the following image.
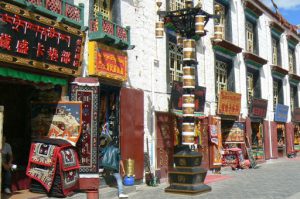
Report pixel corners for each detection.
[214,24,223,42]
[195,15,205,34]
[183,66,195,76]
[155,21,164,38]
[183,39,196,61]
[183,75,195,88]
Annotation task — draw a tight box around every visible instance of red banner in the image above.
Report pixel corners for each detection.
[218,90,241,116]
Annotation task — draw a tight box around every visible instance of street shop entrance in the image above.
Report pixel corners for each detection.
[276,123,286,158]
[251,122,264,161]
[0,79,62,192]
[294,124,300,152]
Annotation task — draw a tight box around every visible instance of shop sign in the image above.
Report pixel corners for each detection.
[0,2,84,76]
[292,108,300,122]
[274,104,289,122]
[224,122,245,144]
[250,98,268,118]
[217,90,241,116]
[88,42,127,81]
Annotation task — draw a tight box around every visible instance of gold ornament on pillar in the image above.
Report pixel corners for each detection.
[214,24,223,42]
[155,20,164,38]
[156,0,162,10]
[195,15,205,35]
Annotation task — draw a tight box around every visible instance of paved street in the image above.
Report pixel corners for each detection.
[115,158,300,199]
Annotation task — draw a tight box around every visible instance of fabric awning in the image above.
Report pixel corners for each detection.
[0,67,67,86]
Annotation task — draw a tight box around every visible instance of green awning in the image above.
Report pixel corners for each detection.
[0,67,67,86]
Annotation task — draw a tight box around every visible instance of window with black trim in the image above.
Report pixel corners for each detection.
[245,20,258,54]
[214,0,231,41]
[290,85,298,112]
[168,41,183,86]
[170,0,185,11]
[273,79,283,109]
[215,55,234,96]
[272,37,281,66]
[93,0,112,20]
[288,48,296,74]
[246,68,261,105]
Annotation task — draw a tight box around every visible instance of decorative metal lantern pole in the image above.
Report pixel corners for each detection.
[156,0,221,195]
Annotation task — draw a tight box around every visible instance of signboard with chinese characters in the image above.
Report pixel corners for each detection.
[250,98,268,118]
[217,90,241,116]
[292,108,300,122]
[0,2,84,76]
[224,122,245,144]
[274,104,289,123]
[88,42,127,81]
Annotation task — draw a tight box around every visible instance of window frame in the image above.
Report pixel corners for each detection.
[288,48,296,74]
[168,40,183,87]
[271,36,281,66]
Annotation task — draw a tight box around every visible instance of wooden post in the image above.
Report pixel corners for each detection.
[0,106,4,191]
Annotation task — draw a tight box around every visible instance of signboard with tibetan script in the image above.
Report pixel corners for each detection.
[250,98,268,118]
[88,42,127,81]
[217,90,241,116]
[0,2,84,76]
[292,108,300,122]
[274,104,289,122]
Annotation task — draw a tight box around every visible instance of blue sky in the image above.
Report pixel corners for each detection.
[262,0,300,25]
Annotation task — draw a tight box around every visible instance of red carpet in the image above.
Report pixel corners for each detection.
[204,174,232,184]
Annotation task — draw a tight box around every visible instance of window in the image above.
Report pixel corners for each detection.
[170,0,185,11]
[290,85,298,112]
[168,41,183,85]
[273,81,279,108]
[272,37,281,66]
[93,0,112,20]
[216,60,228,94]
[247,72,254,102]
[246,21,254,53]
[288,48,296,73]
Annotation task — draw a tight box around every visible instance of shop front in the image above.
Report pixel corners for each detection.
[291,108,300,152]
[272,104,289,158]
[247,98,268,162]
[88,42,144,183]
[214,90,243,169]
[0,1,84,194]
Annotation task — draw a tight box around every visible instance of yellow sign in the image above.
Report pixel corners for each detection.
[88,42,128,81]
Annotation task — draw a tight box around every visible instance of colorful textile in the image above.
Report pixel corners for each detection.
[71,80,99,173]
[27,139,80,197]
[30,143,58,166]
[27,143,58,192]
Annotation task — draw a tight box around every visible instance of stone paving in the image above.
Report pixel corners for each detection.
[111,158,300,199]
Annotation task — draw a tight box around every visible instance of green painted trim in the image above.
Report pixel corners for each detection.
[216,0,229,6]
[272,71,285,79]
[213,46,236,57]
[271,28,282,39]
[0,67,67,85]
[89,14,131,49]
[245,60,262,69]
[288,40,297,49]
[245,8,259,22]
[289,79,299,85]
